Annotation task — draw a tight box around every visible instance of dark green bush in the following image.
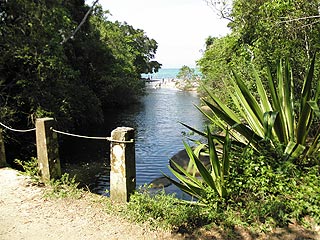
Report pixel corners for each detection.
[221,148,320,228]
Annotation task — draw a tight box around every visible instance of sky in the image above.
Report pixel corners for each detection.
[90,0,230,68]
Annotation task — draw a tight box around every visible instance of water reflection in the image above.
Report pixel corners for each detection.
[63,87,206,197]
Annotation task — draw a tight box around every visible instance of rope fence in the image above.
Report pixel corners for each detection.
[0,121,133,143]
[1,118,136,203]
[0,122,36,133]
[51,128,134,143]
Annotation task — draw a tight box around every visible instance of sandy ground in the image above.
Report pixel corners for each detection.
[1,167,320,240]
[0,168,178,240]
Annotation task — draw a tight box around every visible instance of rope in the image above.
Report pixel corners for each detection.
[0,122,36,133]
[0,121,134,143]
[51,128,134,143]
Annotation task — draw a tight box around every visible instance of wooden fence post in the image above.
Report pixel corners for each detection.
[110,127,135,203]
[0,128,6,167]
[36,118,61,182]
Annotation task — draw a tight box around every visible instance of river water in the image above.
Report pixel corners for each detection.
[63,84,205,197]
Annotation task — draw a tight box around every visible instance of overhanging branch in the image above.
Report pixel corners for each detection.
[203,0,234,22]
[61,0,99,44]
[279,15,320,24]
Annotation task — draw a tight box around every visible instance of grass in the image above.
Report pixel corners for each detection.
[15,157,84,199]
[14,157,320,238]
[43,173,84,199]
[125,186,209,232]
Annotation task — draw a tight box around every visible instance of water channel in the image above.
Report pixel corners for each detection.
[63,84,206,197]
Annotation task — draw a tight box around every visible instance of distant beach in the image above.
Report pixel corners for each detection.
[141,68,201,80]
[144,78,178,90]
[141,68,201,91]
[141,68,180,80]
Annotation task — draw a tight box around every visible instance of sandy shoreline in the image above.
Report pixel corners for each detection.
[145,78,178,89]
[145,78,199,93]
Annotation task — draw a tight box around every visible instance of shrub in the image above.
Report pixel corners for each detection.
[164,127,231,201]
[225,148,320,228]
[126,187,208,232]
[14,157,41,182]
[196,56,320,162]
[44,173,83,199]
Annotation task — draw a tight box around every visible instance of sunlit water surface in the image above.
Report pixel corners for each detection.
[63,86,205,198]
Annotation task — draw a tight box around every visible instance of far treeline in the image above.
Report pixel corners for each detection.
[0,0,161,133]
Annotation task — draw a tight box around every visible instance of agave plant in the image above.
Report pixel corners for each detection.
[192,56,320,161]
[164,127,231,201]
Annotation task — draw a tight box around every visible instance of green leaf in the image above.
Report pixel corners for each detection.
[266,65,286,144]
[232,69,264,125]
[207,126,220,181]
[253,65,272,113]
[184,142,216,188]
[162,172,203,200]
[308,101,320,118]
[204,87,241,123]
[222,128,231,177]
[186,143,206,176]
[280,60,295,141]
[305,132,320,158]
[179,122,207,138]
[284,141,306,160]
[263,111,278,141]
[296,54,316,144]
[170,160,202,188]
[202,98,263,147]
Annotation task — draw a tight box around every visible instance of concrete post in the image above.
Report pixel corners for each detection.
[110,127,135,203]
[0,128,7,167]
[36,118,61,182]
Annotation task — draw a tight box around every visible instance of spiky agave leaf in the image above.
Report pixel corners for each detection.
[186,143,207,177]
[231,69,264,135]
[222,128,231,178]
[296,54,316,145]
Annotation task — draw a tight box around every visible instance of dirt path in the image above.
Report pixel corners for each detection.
[1,167,320,240]
[0,168,178,240]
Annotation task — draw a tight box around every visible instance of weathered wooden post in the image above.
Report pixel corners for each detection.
[35,118,61,182]
[110,127,135,203]
[0,128,7,167]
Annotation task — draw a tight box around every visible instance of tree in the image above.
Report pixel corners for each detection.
[175,66,200,91]
[89,7,161,106]
[0,0,161,162]
[229,0,320,78]
[177,66,196,81]
[203,0,233,22]
[0,0,161,127]
[91,7,161,74]
[0,0,80,127]
[198,0,320,102]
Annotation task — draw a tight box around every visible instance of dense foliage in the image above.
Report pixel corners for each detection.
[150,150,319,233]
[175,65,200,90]
[200,58,320,162]
[163,0,320,232]
[177,65,197,81]
[0,0,160,128]
[165,127,231,200]
[167,59,320,229]
[0,0,160,160]
[198,0,320,99]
